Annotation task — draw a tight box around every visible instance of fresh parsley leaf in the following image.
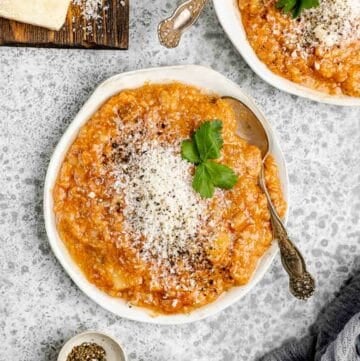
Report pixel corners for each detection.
[181,139,200,164]
[193,163,215,198]
[276,0,319,18]
[194,120,223,161]
[204,161,238,190]
[276,0,296,13]
[181,120,238,198]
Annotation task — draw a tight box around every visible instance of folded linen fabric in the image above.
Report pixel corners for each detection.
[260,271,360,361]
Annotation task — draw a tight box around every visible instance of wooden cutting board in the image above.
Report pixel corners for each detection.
[0,0,129,49]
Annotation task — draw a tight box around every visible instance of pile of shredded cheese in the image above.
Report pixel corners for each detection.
[116,144,208,264]
[72,0,105,21]
[71,0,107,34]
[72,0,126,35]
[285,0,360,55]
[110,116,214,277]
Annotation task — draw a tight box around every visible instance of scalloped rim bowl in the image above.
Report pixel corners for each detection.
[44,65,289,324]
[214,0,360,106]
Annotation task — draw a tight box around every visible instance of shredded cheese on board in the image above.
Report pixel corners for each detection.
[72,0,106,21]
[71,0,126,34]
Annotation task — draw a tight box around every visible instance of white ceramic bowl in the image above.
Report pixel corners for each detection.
[44,65,289,324]
[214,0,360,106]
[57,331,127,361]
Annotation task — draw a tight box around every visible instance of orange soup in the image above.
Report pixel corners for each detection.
[239,0,360,96]
[53,83,286,314]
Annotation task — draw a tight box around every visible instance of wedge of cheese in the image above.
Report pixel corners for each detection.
[0,0,71,30]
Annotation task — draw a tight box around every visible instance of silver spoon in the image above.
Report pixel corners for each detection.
[223,96,315,300]
[158,0,208,48]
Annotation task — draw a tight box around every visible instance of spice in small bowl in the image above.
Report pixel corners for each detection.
[57,331,126,361]
[66,342,107,361]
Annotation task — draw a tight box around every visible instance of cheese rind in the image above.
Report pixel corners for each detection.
[0,0,71,30]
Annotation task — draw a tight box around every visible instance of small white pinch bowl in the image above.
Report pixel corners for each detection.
[44,65,289,324]
[214,0,360,106]
[57,331,127,361]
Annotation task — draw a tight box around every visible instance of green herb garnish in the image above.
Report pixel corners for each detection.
[276,0,319,18]
[181,120,238,198]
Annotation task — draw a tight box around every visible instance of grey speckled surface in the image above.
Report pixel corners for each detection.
[1,1,360,360]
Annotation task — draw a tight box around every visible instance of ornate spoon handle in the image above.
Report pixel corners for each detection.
[158,0,208,48]
[259,166,315,300]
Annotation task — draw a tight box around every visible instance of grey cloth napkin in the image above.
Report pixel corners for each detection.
[260,271,360,361]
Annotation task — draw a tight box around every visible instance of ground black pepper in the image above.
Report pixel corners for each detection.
[66,342,107,361]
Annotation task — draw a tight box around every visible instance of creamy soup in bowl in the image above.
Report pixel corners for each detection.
[239,0,360,97]
[44,65,289,324]
[214,0,360,105]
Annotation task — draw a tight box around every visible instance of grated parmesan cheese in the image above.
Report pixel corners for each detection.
[109,111,216,280]
[72,0,109,34]
[110,113,221,285]
[114,144,208,264]
[284,0,360,55]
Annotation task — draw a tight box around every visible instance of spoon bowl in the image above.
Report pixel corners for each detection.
[222,96,270,159]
